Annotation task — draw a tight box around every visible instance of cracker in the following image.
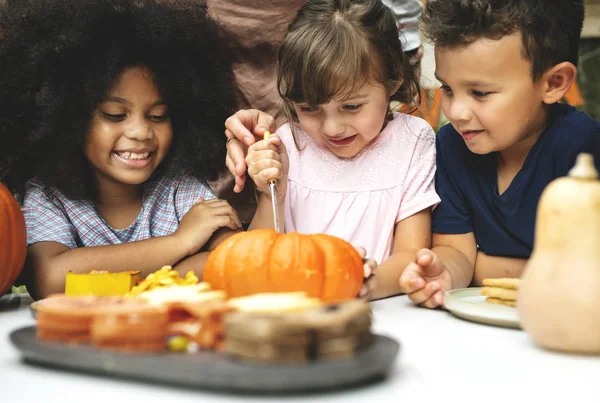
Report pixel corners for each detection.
[485,297,517,308]
[481,278,520,290]
[481,286,518,301]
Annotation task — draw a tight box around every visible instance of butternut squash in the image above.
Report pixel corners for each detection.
[518,153,600,354]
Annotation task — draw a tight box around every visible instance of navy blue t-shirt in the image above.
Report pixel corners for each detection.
[432,104,600,259]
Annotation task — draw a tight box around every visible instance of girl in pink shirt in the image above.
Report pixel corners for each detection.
[241,0,440,300]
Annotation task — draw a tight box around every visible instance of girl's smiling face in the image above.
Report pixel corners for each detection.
[85,66,173,189]
[294,80,396,158]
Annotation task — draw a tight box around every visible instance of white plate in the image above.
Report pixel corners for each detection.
[443,288,521,329]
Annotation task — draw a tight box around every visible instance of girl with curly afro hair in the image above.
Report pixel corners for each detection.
[0,0,243,299]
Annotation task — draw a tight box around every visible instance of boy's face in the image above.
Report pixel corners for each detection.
[435,32,549,156]
[85,66,173,190]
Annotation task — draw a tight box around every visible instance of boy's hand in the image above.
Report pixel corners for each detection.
[174,198,242,256]
[399,249,453,309]
[246,134,288,202]
[224,109,276,193]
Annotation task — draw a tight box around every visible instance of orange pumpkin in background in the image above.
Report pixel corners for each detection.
[0,182,27,296]
[203,229,364,303]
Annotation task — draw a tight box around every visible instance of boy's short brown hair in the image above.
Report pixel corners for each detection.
[421,0,585,79]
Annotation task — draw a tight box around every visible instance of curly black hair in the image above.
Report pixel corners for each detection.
[0,0,236,201]
[421,0,585,80]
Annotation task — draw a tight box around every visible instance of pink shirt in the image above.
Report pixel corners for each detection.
[279,112,440,264]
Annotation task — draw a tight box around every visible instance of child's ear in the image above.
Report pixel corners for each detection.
[541,62,577,105]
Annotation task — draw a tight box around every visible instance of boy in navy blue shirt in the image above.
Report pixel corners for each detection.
[399,0,600,308]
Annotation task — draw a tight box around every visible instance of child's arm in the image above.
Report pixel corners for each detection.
[26,198,242,299]
[399,236,526,308]
[369,208,432,300]
[473,251,527,286]
[26,236,190,299]
[399,124,481,308]
[249,192,285,230]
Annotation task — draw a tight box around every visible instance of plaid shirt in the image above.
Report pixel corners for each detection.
[22,175,215,248]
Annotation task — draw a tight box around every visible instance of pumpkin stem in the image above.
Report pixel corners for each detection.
[568,153,599,181]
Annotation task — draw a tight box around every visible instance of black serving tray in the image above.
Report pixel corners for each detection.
[10,326,400,394]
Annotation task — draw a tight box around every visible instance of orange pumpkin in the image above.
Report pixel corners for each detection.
[203,229,364,302]
[0,181,27,296]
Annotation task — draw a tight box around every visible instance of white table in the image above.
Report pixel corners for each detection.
[1,295,598,402]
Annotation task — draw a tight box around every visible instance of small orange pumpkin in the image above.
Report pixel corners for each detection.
[203,229,364,302]
[0,182,27,296]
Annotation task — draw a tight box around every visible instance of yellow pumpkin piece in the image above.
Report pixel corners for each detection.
[64,270,141,296]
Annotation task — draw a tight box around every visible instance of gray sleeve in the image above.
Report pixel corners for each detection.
[381,0,423,51]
